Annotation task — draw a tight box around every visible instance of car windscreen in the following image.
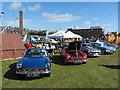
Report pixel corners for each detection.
[82,44,93,48]
[91,43,101,46]
[25,49,46,56]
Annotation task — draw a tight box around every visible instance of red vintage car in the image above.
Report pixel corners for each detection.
[24,43,34,48]
[60,41,88,64]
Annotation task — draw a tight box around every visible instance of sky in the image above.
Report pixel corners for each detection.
[1,2,118,33]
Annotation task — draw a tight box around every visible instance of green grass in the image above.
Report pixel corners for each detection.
[119,37,120,42]
[1,48,119,88]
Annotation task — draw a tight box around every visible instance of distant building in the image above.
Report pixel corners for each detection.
[67,26,104,39]
[1,26,30,35]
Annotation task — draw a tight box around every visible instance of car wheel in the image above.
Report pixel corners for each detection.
[64,60,67,65]
[16,74,23,78]
[82,62,86,64]
[61,56,66,64]
[46,73,51,77]
[101,50,105,55]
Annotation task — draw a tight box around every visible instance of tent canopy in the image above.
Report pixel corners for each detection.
[65,31,82,39]
[48,30,82,39]
[48,30,66,38]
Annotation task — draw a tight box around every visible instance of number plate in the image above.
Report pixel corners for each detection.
[94,53,99,56]
[26,74,39,77]
[74,60,82,63]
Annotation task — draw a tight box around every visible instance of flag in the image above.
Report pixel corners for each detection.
[0,12,5,17]
[16,17,19,19]
[1,12,4,14]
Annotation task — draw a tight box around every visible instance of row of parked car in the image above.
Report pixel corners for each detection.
[60,40,117,64]
[16,40,118,78]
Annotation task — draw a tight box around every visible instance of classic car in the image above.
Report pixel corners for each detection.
[103,41,118,49]
[16,48,51,77]
[60,41,88,64]
[80,43,101,57]
[24,43,34,48]
[90,42,116,54]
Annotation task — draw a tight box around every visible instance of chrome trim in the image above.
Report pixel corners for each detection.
[66,59,88,63]
[16,70,50,74]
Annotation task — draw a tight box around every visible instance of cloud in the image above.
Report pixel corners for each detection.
[101,23,112,27]
[84,21,91,26]
[2,19,19,26]
[80,8,88,14]
[28,4,41,11]
[23,19,33,27]
[9,2,22,10]
[96,23,100,26]
[105,28,112,33]
[42,12,81,22]
[3,0,119,2]
[2,19,33,28]
[93,18,100,20]
[68,26,80,29]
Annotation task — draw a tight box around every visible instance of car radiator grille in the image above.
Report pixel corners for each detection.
[22,68,44,71]
[71,58,83,61]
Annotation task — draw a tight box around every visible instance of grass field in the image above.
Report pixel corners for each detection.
[119,37,120,43]
[1,48,119,88]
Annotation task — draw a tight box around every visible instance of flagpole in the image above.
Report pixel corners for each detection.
[1,18,18,33]
[1,20,14,33]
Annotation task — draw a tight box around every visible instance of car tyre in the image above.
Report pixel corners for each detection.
[16,74,23,78]
[82,62,87,64]
[64,60,67,65]
[46,73,51,77]
[101,50,105,55]
[61,56,67,65]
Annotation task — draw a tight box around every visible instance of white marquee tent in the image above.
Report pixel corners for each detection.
[65,31,82,39]
[48,30,82,39]
[48,30,66,38]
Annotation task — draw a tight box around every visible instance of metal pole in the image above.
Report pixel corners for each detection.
[1,20,15,33]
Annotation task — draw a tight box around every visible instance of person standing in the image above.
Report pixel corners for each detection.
[50,44,56,55]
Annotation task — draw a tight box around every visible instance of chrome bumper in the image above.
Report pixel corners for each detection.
[88,52,100,57]
[16,70,50,75]
[66,59,88,63]
[105,50,114,53]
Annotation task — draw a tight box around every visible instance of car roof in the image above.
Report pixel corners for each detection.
[27,48,46,50]
[90,42,99,43]
[82,43,91,44]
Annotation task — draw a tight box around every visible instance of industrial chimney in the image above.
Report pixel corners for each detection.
[19,10,24,36]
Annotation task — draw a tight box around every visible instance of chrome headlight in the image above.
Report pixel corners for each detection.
[99,50,101,52]
[16,64,22,68]
[46,63,50,68]
[87,50,91,52]
[113,49,116,51]
[84,55,87,58]
[106,49,110,52]
[97,50,101,52]
[66,56,70,59]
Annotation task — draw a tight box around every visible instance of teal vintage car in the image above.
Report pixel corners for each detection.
[90,42,116,54]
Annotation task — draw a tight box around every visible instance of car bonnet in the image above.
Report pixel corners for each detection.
[67,41,82,51]
[20,56,49,68]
